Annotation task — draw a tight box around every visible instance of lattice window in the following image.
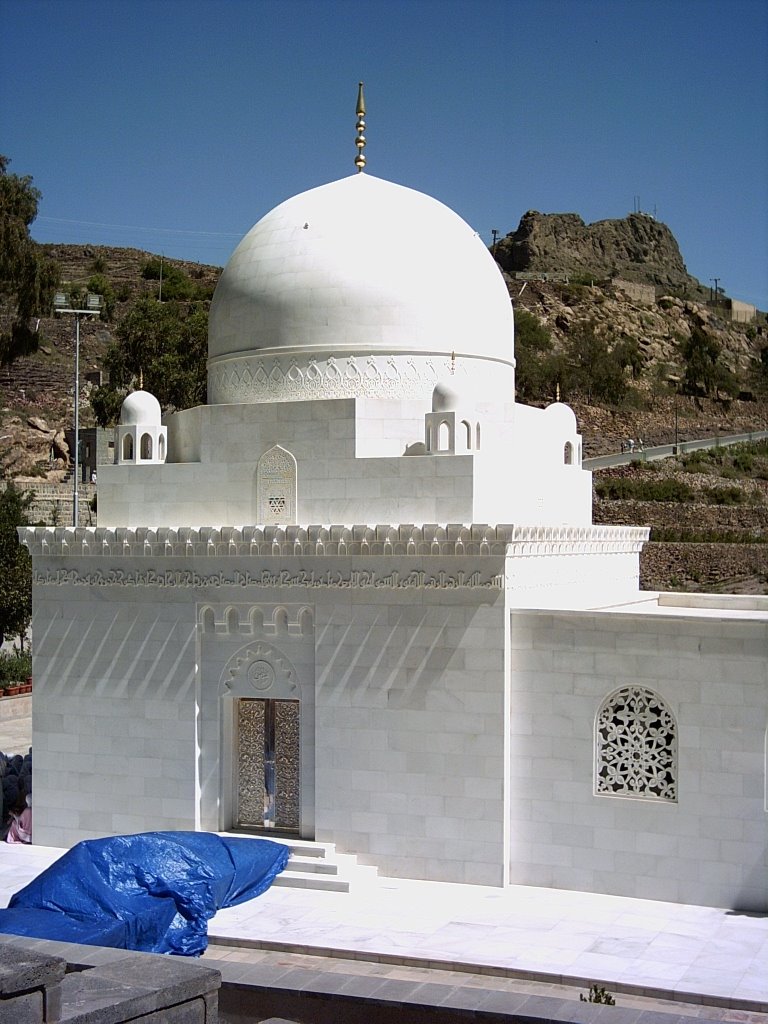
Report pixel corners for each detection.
[595,686,677,801]
[256,445,297,524]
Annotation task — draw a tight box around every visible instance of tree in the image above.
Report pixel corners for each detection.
[0,485,32,648]
[0,156,60,364]
[514,309,562,403]
[91,297,208,424]
[562,322,628,405]
[680,325,739,398]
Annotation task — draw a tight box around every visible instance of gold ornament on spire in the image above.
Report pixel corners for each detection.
[354,81,366,172]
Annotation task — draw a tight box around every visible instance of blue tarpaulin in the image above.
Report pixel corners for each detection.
[0,831,289,956]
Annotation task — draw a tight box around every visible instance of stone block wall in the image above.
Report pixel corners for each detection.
[507,606,768,911]
[0,939,220,1023]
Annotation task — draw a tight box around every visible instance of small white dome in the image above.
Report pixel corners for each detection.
[432,380,462,412]
[120,390,162,426]
[544,401,578,431]
[431,374,486,412]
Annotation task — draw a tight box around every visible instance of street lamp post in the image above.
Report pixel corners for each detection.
[53,291,101,525]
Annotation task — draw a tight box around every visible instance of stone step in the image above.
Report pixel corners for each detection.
[273,870,350,892]
[282,855,338,874]
[218,833,378,893]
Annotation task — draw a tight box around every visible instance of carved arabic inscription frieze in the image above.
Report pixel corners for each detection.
[33,567,504,591]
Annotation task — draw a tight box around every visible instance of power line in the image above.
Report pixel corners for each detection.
[37,216,242,239]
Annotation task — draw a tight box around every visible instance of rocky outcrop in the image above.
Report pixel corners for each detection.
[497,211,701,293]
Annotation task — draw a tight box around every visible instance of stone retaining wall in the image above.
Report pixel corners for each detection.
[641,542,768,591]
[595,498,768,533]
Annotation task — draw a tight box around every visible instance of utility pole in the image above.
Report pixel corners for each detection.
[711,278,720,305]
[491,229,499,255]
[53,291,102,525]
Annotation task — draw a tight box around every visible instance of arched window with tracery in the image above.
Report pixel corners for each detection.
[595,686,677,801]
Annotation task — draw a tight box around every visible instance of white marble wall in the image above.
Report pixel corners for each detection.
[507,606,768,911]
[31,574,198,848]
[28,547,510,886]
[98,397,594,529]
[312,587,508,886]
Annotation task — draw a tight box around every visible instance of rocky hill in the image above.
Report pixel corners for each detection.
[496,210,705,295]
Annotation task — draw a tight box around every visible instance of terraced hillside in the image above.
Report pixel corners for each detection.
[593,440,768,592]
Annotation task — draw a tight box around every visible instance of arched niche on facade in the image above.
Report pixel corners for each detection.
[256,445,297,524]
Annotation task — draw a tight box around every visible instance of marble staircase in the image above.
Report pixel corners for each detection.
[221,834,379,893]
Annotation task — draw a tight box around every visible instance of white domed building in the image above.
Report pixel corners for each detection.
[115,389,167,465]
[21,92,767,912]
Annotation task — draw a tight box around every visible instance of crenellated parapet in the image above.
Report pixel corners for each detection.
[19,522,649,559]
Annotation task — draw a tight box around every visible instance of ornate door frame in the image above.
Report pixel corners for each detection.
[196,602,315,838]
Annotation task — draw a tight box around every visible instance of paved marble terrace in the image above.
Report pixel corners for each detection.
[0,838,765,1017]
[1,709,766,1018]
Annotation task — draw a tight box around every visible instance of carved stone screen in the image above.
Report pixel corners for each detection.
[256,445,297,524]
[595,686,677,801]
[235,698,300,831]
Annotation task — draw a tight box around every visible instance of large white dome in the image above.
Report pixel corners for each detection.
[208,173,515,404]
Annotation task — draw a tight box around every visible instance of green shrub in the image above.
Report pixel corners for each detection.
[596,478,695,502]
[86,273,116,321]
[703,486,746,505]
[650,527,766,543]
[732,451,755,474]
[580,985,615,1006]
[140,258,203,301]
[0,650,31,682]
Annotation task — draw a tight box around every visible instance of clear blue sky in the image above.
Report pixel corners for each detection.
[2,0,767,308]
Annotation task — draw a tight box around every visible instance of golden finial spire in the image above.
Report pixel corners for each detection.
[354,81,366,173]
[139,368,144,390]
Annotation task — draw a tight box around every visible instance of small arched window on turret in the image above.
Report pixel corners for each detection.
[564,441,574,465]
[438,420,451,452]
[140,433,153,460]
[123,435,134,461]
[461,420,473,451]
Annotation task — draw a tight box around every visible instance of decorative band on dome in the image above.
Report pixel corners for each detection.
[208,351,515,406]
